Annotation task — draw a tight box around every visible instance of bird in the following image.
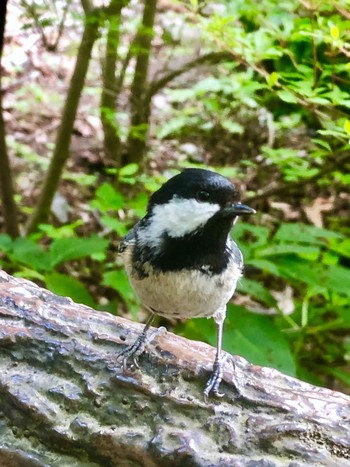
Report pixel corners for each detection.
[117,168,255,397]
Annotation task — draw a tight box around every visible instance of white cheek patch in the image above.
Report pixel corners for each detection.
[140,197,220,246]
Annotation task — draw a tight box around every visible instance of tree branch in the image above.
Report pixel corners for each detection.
[51,0,73,52]
[0,269,349,465]
[146,51,233,102]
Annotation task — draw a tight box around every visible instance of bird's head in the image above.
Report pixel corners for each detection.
[143,168,255,245]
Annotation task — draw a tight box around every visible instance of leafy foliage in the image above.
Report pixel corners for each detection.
[0,230,108,307]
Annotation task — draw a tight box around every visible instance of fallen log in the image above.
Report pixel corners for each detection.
[0,269,349,467]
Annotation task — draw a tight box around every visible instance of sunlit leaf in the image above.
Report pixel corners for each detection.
[267,71,279,87]
[330,25,339,40]
[49,236,108,267]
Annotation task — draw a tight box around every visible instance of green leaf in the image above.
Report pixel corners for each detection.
[157,115,188,139]
[234,224,270,248]
[49,236,109,267]
[0,234,13,253]
[273,256,324,288]
[330,238,350,258]
[248,259,281,276]
[64,172,97,186]
[221,120,244,134]
[273,257,350,296]
[325,265,350,296]
[274,224,342,245]
[267,71,279,87]
[91,183,125,212]
[225,306,296,375]
[118,163,139,177]
[45,272,95,307]
[166,88,195,103]
[238,278,277,306]
[311,139,332,152]
[103,270,140,317]
[344,119,350,136]
[100,215,128,236]
[257,244,320,259]
[38,221,83,239]
[14,268,45,281]
[307,96,330,105]
[128,193,148,217]
[9,238,51,272]
[277,89,298,104]
[194,77,223,94]
[330,25,339,40]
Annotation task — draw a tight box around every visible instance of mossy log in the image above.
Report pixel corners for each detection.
[0,270,349,467]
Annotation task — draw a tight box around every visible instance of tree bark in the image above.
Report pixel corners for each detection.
[0,0,19,238]
[0,269,349,467]
[125,0,157,165]
[100,0,128,166]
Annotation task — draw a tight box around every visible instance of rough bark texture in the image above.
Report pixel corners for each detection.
[0,269,349,467]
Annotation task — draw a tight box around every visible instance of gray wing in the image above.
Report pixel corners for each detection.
[228,239,244,271]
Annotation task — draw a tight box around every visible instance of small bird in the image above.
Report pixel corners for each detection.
[118,168,255,397]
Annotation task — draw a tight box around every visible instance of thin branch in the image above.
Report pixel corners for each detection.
[52,0,73,51]
[20,0,48,49]
[146,51,233,102]
[115,38,133,93]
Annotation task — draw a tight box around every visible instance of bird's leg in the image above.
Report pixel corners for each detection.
[203,308,225,398]
[117,312,159,370]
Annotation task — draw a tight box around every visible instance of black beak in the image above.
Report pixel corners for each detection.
[230,202,256,216]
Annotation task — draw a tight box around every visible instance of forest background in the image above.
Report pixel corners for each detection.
[0,0,349,394]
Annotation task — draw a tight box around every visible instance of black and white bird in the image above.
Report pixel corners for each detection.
[118,168,255,397]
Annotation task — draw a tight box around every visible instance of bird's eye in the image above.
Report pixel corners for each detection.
[196,190,210,202]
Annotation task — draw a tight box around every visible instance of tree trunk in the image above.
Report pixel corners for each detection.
[25,8,100,235]
[0,0,19,238]
[125,0,157,165]
[0,269,349,467]
[100,0,128,166]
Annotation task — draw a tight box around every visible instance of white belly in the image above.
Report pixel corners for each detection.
[127,262,242,318]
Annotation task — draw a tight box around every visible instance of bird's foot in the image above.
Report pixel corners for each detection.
[203,357,225,399]
[117,326,166,370]
[117,332,146,370]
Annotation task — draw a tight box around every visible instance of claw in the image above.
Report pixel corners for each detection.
[117,332,147,369]
[203,358,224,399]
[116,314,166,371]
